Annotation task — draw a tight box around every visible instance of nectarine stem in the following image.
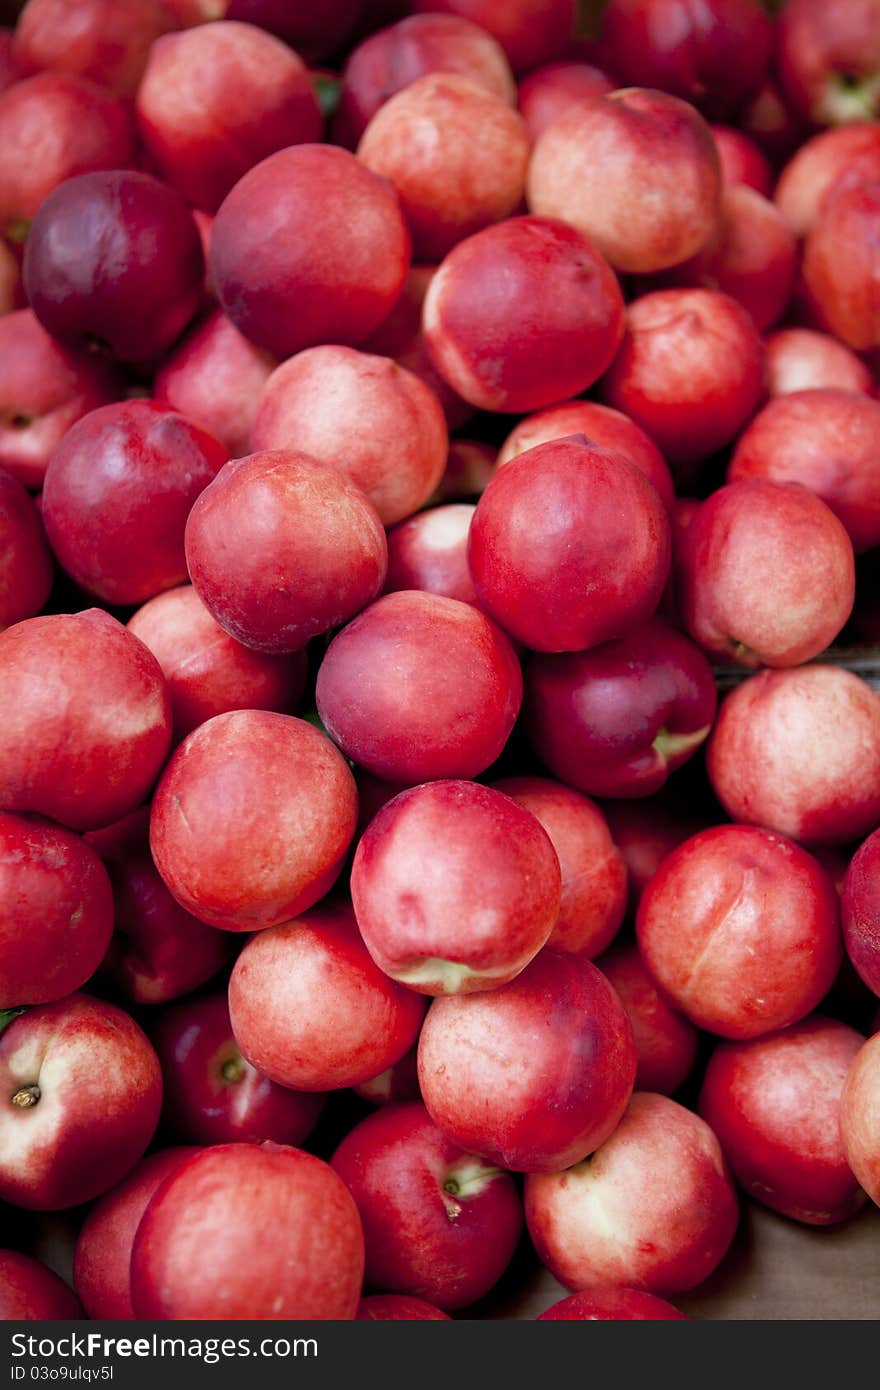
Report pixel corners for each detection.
[10,1084,40,1109]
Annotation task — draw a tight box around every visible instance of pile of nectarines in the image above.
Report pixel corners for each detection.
[2,0,880,1327]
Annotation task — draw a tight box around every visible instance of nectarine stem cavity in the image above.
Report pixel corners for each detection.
[442,1163,503,1198]
[220,1056,244,1085]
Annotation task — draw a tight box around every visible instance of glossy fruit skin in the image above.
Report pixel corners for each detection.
[228,901,426,1091]
[599,0,772,119]
[151,991,324,1147]
[350,780,561,995]
[0,993,162,1210]
[357,73,530,262]
[354,1047,421,1109]
[492,776,627,958]
[385,504,477,605]
[85,809,232,1008]
[407,0,575,75]
[699,1017,866,1226]
[334,12,515,147]
[24,171,204,363]
[677,478,855,668]
[777,0,880,126]
[602,288,765,468]
[422,216,625,414]
[0,1251,83,1320]
[332,1102,523,1310]
[841,1032,880,1206]
[363,265,473,432]
[250,345,448,526]
[468,436,670,654]
[185,450,388,655]
[128,585,307,744]
[707,665,880,846]
[537,1288,687,1320]
[711,124,773,195]
[154,308,276,459]
[150,710,358,932]
[0,810,113,1008]
[0,468,53,630]
[763,329,873,398]
[517,61,616,143]
[525,621,717,798]
[0,72,135,240]
[774,124,880,239]
[803,182,880,352]
[0,309,119,491]
[602,795,705,912]
[656,184,797,333]
[417,950,637,1173]
[316,591,522,784]
[842,830,880,998]
[12,0,170,99]
[42,400,227,607]
[526,88,722,275]
[73,1147,197,1320]
[210,144,411,359]
[131,1143,365,1320]
[136,21,322,213]
[729,389,880,555]
[636,825,843,1040]
[0,609,171,832]
[435,438,496,501]
[598,944,698,1095]
[496,399,675,514]
[525,1093,739,1296]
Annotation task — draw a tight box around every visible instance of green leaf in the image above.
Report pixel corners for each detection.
[0,1007,26,1036]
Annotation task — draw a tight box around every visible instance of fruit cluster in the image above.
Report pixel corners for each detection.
[2,0,880,1325]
